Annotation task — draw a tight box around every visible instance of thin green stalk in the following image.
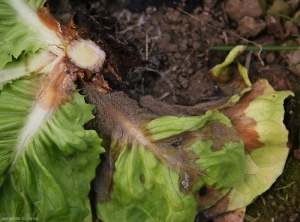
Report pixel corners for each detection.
[195,45,300,51]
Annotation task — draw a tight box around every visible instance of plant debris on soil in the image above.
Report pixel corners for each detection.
[49,0,300,221]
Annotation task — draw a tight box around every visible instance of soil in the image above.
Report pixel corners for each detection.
[49,0,300,221]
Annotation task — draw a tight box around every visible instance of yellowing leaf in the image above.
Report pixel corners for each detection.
[202,79,293,217]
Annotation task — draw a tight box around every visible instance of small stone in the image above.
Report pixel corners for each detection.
[174,53,181,59]
[196,64,203,69]
[150,17,159,26]
[283,51,300,76]
[230,22,238,28]
[294,149,300,159]
[167,44,178,53]
[179,39,188,52]
[171,65,179,71]
[188,68,194,75]
[193,7,203,14]
[271,200,277,207]
[165,54,171,63]
[204,0,218,9]
[225,0,266,22]
[178,76,189,89]
[237,16,266,38]
[278,204,286,212]
[180,68,187,75]
[165,10,181,23]
[265,53,275,64]
[187,39,193,47]
[192,41,201,49]
[174,80,181,89]
[203,5,210,12]
[145,6,157,15]
[289,213,299,222]
[267,0,291,15]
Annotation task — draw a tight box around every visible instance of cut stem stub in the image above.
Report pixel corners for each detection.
[66,38,106,72]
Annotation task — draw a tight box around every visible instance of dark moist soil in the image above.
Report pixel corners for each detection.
[50,0,300,221]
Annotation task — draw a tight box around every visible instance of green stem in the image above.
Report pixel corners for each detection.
[195,45,300,51]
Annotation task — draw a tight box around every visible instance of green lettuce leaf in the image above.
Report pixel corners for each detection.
[0,74,104,221]
[224,62,252,106]
[94,45,293,221]
[0,0,63,70]
[0,50,57,90]
[96,110,246,221]
[209,45,246,83]
[202,79,293,218]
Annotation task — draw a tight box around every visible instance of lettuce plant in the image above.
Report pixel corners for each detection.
[0,1,294,221]
[0,0,105,220]
[87,62,292,221]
